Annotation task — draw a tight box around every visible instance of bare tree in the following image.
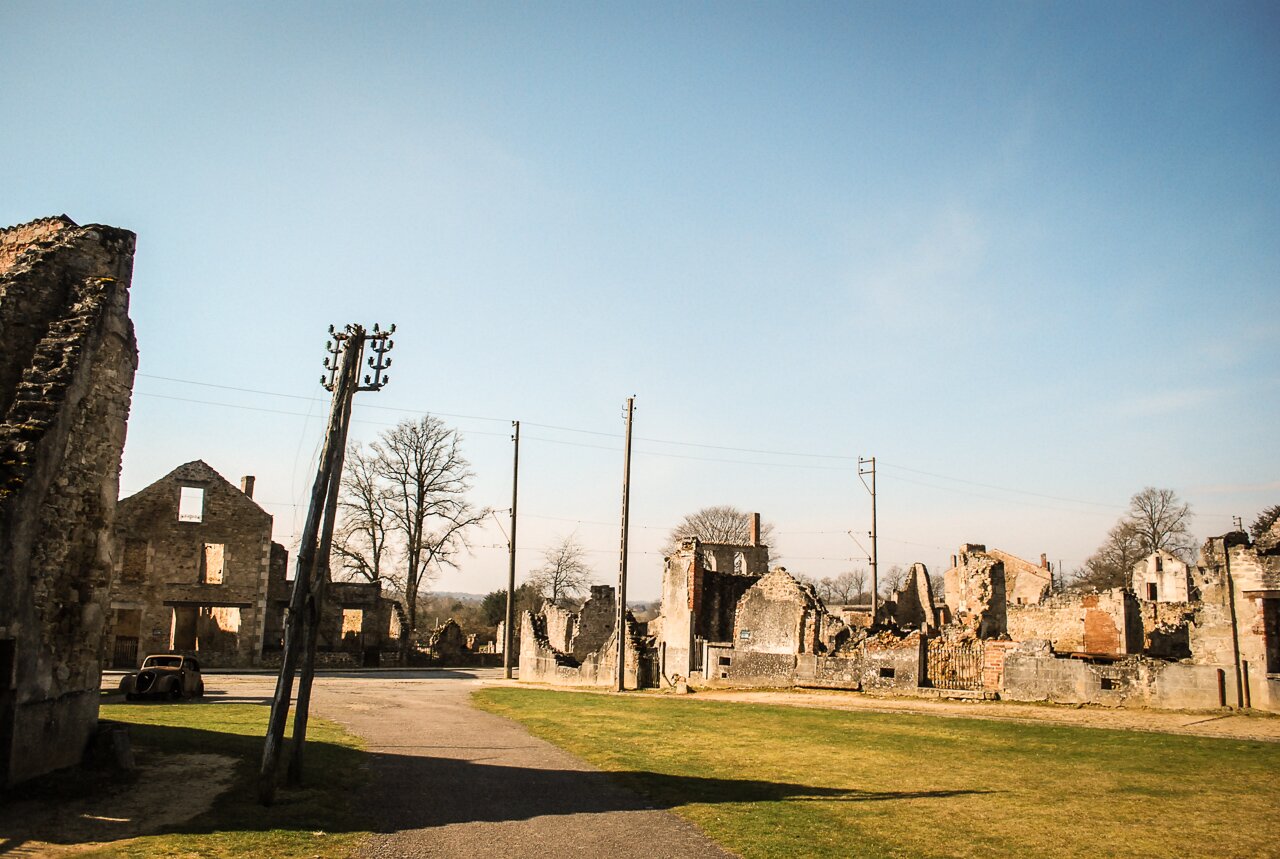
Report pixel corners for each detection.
[817,570,867,604]
[1127,487,1195,560]
[527,534,594,607]
[363,415,488,649]
[879,564,906,599]
[332,444,393,584]
[662,505,775,556]
[1074,487,1195,591]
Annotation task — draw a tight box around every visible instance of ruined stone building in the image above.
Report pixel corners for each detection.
[0,216,137,785]
[518,509,1280,714]
[106,461,286,668]
[655,523,771,682]
[986,548,1054,605]
[1131,549,1191,602]
[942,545,1007,636]
[520,584,650,687]
[107,460,402,668]
[304,580,402,667]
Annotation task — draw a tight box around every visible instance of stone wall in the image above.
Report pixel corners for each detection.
[315,580,400,666]
[889,563,936,630]
[518,608,641,688]
[1000,641,1251,710]
[731,568,823,656]
[1006,588,1143,655]
[570,585,615,662]
[0,217,137,786]
[795,633,925,693]
[1137,600,1194,658]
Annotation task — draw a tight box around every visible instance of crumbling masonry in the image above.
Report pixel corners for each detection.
[0,216,137,786]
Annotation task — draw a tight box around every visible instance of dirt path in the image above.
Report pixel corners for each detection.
[283,671,734,859]
[677,687,1280,742]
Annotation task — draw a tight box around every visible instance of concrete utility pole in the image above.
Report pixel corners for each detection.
[858,456,878,625]
[614,396,635,692]
[259,323,394,806]
[503,420,519,679]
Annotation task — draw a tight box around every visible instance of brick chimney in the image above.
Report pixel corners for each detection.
[240,476,255,499]
[1040,552,1048,569]
[749,512,761,546]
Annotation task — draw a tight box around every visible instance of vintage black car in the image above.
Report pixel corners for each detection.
[119,654,205,700]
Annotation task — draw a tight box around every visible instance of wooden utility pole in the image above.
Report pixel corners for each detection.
[614,396,635,692]
[503,420,519,679]
[858,456,878,625]
[259,323,394,806]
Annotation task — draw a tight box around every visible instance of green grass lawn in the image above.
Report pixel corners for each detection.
[474,688,1280,859]
[76,702,371,858]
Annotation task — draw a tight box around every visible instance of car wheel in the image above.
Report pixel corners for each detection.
[195,680,205,698]
[125,692,137,702]
[167,680,183,700]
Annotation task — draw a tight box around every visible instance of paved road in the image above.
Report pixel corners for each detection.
[209,671,734,858]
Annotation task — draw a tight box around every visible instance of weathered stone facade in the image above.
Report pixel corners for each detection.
[1131,549,1192,602]
[0,216,137,786]
[518,585,646,687]
[886,562,938,631]
[1006,588,1144,656]
[943,545,1007,638]
[987,548,1054,606]
[656,536,770,683]
[106,461,284,668]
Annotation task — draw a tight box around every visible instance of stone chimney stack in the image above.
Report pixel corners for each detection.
[240,476,256,499]
[749,512,761,546]
[1040,552,1048,569]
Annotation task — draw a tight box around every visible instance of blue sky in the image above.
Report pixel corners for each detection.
[3,2,1277,599]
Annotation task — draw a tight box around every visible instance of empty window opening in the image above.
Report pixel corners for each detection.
[178,487,204,522]
[121,539,148,582]
[1100,677,1120,690]
[879,667,896,679]
[201,544,225,584]
[342,609,364,649]
[1155,556,1163,572]
[718,655,732,666]
[1147,583,1158,601]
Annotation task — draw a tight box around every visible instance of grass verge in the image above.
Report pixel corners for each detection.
[75,702,370,858]
[474,687,1279,859]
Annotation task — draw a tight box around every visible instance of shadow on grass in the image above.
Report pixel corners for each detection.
[0,717,991,854]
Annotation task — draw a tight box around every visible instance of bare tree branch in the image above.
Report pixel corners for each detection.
[526,533,595,607]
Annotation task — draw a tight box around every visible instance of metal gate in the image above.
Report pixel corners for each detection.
[637,649,660,689]
[112,636,139,669]
[926,639,983,690]
[690,637,706,674]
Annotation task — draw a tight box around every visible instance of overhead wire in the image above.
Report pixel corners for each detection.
[131,372,1197,521]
